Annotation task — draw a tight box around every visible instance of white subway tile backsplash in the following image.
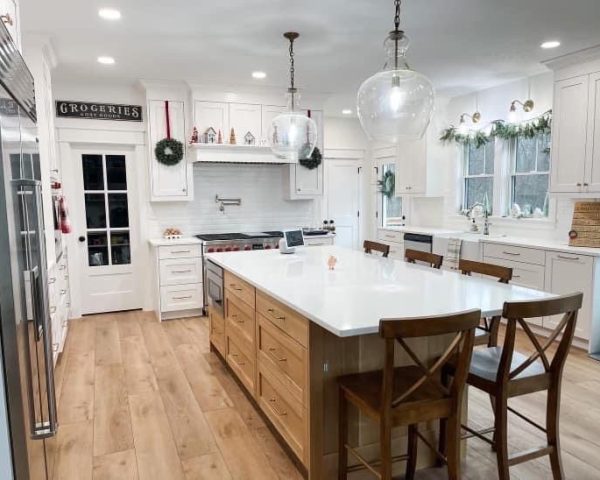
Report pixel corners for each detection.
[148,163,317,236]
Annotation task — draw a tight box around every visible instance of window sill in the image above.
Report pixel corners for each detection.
[447,215,557,230]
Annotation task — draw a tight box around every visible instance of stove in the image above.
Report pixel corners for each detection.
[197,231,284,312]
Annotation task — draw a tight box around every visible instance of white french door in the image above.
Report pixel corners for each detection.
[325,159,361,249]
[74,148,142,314]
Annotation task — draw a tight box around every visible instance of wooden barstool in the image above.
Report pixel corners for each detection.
[364,240,390,258]
[459,259,513,347]
[404,248,444,269]
[442,292,583,480]
[337,309,481,480]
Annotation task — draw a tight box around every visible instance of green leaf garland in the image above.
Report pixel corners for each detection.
[299,145,322,170]
[439,110,552,147]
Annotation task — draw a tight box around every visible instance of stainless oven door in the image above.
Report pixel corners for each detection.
[205,261,224,316]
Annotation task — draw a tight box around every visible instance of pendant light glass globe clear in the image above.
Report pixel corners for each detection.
[357,33,434,143]
[268,93,318,162]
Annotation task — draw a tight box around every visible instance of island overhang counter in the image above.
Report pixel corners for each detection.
[205,246,555,478]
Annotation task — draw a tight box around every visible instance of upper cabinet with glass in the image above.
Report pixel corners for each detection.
[546,49,600,194]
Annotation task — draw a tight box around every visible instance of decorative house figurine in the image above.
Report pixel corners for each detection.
[217,129,223,144]
[204,127,217,144]
[244,131,256,145]
[229,128,236,145]
[190,126,199,144]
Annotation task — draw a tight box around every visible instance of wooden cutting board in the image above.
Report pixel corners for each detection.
[569,202,600,247]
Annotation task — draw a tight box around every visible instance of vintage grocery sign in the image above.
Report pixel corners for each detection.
[56,100,143,122]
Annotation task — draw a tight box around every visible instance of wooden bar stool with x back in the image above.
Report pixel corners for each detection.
[337,309,481,480]
[442,292,583,480]
[459,259,513,347]
[405,248,444,269]
[364,240,391,258]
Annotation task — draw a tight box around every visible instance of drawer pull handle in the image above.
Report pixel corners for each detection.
[502,251,521,256]
[512,275,521,279]
[557,254,580,261]
[59,264,66,270]
[231,353,245,366]
[267,308,286,321]
[229,283,243,291]
[268,347,287,362]
[171,249,191,254]
[269,397,287,416]
[173,295,192,300]
[172,269,192,274]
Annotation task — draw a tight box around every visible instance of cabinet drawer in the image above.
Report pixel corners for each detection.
[226,335,255,393]
[482,257,546,291]
[257,364,306,463]
[160,284,203,312]
[377,229,404,244]
[258,315,307,405]
[209,307,226,356]
[256,291,308,348]
[158,244,201,260]
[225,294,255,350]
[159,258,203,286]
[483,243,545,266]
[224,270,255,308]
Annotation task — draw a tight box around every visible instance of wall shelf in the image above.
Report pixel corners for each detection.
[189,143,291,164]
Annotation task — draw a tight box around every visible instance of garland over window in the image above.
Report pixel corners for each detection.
[440,110,552,148]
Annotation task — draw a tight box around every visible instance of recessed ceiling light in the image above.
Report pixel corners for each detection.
[541,40,561,49]
[342,109,353,115]
[252,71,267,79]
[97,56,115,65]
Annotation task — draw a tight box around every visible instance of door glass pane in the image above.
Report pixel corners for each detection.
[108,194,129,228]
[82,154,104,190]
[87,232,108,266]
[111,232,130,265]
[85,194,106,228]
[106,155,127,190]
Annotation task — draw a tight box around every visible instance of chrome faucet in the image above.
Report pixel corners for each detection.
[463,202,491,236]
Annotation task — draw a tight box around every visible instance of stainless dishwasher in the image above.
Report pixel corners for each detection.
[403,233,434,253]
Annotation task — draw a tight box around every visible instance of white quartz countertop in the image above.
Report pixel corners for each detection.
[206,246,554,338]
[148,237,202,247]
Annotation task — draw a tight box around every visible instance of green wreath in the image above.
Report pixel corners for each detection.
[155,138,184,166]
[299,146,322,170]
[378,170,395,198]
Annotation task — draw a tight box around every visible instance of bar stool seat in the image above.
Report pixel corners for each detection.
[338,365,450,424]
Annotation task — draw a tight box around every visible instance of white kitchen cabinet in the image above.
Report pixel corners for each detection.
[0,0,20,51]
[193,101,229,141]
[585,72,600,192]
[550,75,590,193]
[284,109,325,199]
[544,251,593,339]
[147,99,192,201]
[229,103,261,144]
[377,229,405,259]
[396,138,427,195]
[48,251,71,364]
[304,235,335,247]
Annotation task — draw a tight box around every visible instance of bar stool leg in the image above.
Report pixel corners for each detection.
[338,390,348,480]
[494,394,510,480]
[380,419,393,480]
[437,371,449,466]
[547,384,565,479]
[405,424,418,480]
[446,413,462,480]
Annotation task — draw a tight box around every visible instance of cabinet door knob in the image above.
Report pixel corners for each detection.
[576,183,582,187]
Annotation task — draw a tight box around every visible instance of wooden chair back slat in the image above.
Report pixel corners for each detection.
[379,310,480,411]
[499,293,583,383]
[459,259,513,283]
[404,249,444,269]
[363,240,390,258]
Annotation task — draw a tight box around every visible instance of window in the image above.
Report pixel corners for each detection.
[511,133,550,217]
[380,163,403,227]
[463,141,494,213]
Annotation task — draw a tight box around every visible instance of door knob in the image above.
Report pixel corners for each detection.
[78,236,86,243]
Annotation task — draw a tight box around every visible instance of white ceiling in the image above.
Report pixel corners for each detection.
[21,0,600,114]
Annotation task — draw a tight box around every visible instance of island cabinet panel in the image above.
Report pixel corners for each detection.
[224,270,256,308]
[257,314,308,405]
[225,293,256,349]
[257,362,307,463]
[256,291,309,348]
[226,334,256,394]
[208,307,225,357]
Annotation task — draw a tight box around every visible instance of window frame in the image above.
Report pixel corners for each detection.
[509,133,551,218]
[462,140,495,213]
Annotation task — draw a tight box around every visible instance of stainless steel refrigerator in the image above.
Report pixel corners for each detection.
[0,24,58,480]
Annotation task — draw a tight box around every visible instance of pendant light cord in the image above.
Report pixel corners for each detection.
[393,0,401,70]
[289,37,296,110]
[394,0,401,32]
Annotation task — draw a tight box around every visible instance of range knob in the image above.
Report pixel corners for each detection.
[225,247,232,252]
[265,245,272,250]
[216,248,223,252]
[207,247,215,253]
[244,245,251,251]
[233,246,240,251]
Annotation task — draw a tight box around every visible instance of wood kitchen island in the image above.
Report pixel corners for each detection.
[205,246,554,478]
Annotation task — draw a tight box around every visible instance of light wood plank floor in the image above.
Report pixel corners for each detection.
[52,311,600,479]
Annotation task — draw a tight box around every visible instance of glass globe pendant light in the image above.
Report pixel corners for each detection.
[357,0,435,143]
[268,32,317,162]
